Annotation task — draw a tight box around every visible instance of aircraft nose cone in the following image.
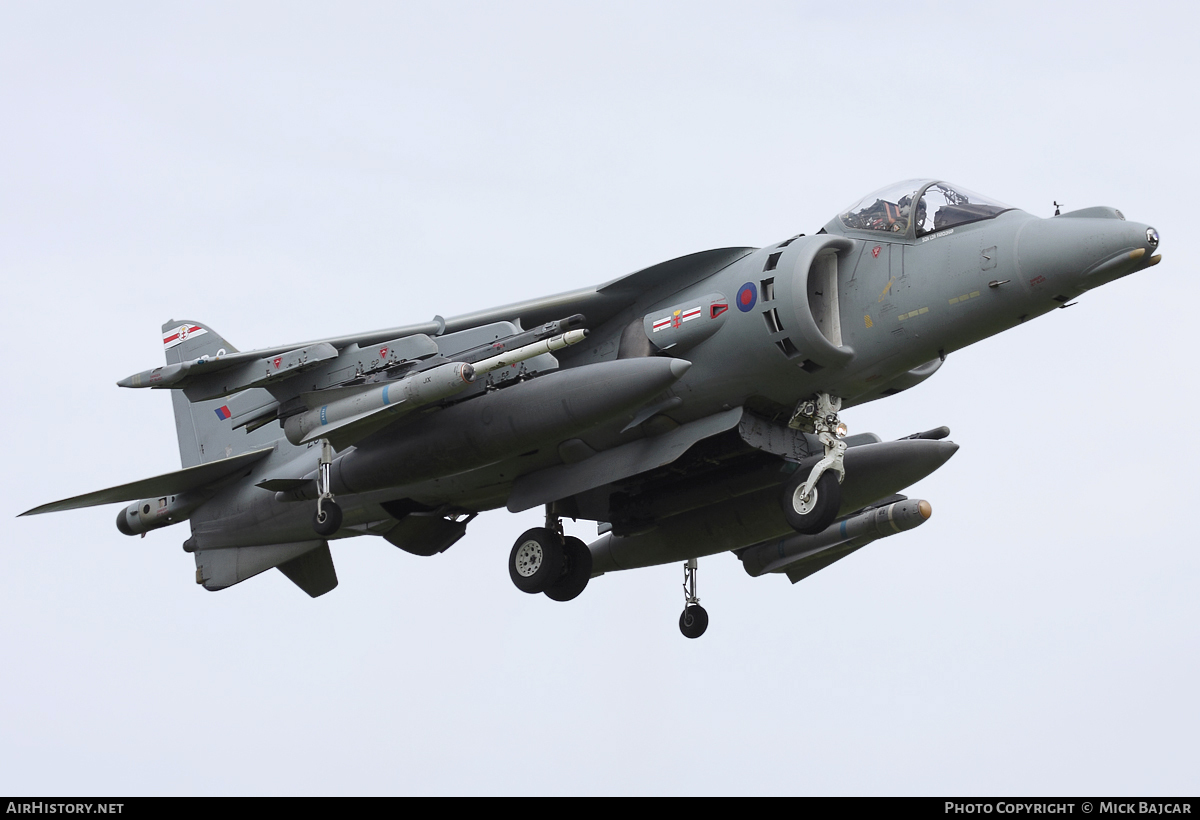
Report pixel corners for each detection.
[1017,215,1159,294]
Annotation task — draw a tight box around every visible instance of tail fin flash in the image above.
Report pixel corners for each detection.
[162,320,239,365]
[161,320,280,468]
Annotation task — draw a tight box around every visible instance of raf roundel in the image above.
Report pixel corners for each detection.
[736,282,757,312]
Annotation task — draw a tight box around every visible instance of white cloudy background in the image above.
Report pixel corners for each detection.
[2,1,1196,796]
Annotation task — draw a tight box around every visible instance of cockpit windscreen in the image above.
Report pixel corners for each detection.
[839,180,1013,237]
[839,179,926,234]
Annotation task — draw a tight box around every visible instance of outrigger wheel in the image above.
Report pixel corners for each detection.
[311,439,343,537]
[509,527,565,594]
[679,605,709,639]
[679,558,708,639]
[313,500,343,537]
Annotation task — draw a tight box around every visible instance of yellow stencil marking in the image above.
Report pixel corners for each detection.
[969,290,980,298]
[864,315,873,328]
[918,307,928,315]
[949,297,959,305]
[877,279,894,302]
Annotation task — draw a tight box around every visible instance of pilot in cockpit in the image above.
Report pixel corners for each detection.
[847,194,921,233]
[838,180,1010,237]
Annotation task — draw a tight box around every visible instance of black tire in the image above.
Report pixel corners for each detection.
[679,604,709,639]
[509,528,565,594]
[313,500,343,536]
[780,470,840,534]
[545,536,593,602]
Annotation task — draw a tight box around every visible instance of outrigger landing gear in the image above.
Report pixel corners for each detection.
[679,558,708,639]
[782,393,847,535]
[508,504,593,599]
[312,440,343,537]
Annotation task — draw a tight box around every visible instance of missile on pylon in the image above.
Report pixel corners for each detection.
[471,328,588,376]
[283,361,476,447]
[282,329,590,448]
[278,355,692,500]
[737,498,932,581]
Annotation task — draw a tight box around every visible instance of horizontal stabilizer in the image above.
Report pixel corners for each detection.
[20,448,273,516]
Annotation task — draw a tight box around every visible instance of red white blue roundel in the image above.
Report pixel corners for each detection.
[736,282,757,312]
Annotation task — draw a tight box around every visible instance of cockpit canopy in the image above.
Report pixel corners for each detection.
[837,179,1013,238]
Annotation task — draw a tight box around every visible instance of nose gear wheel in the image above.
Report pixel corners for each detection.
[784,393,845,534]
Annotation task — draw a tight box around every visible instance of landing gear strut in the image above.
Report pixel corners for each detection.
[312,440,343,537]
[508,504,593,599]
[679,558,708,639]
[783,393,846,534]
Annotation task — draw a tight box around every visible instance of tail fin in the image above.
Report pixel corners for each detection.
[161,320,282,468]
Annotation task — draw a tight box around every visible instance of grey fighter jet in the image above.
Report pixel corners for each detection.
[22,180,1161,638]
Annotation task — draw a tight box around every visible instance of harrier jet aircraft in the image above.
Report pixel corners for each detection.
[23,180,1161,637]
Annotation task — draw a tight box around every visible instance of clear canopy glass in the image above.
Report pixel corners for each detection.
[839,180,1012,237]
[913,182,1010,236]
[839,179,926,234]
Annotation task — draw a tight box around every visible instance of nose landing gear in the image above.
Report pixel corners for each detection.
[784,393,846,534]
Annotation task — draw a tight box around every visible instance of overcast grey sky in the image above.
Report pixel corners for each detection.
[2,1,1197,796]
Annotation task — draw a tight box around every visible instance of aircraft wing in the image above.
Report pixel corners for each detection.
[19,448,274,516]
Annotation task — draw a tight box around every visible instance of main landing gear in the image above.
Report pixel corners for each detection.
[312,440,343,537]
[679,558,708,639]
[508,505,593,601]
[782,392,846,535]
